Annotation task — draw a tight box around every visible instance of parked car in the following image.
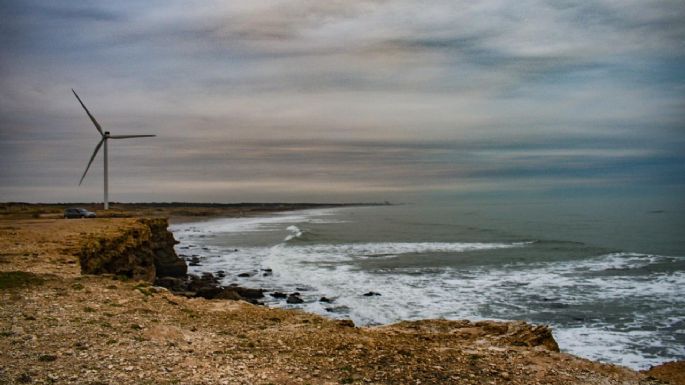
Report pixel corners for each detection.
[64,208,96,219]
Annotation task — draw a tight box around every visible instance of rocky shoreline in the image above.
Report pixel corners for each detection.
[73,217,270,306]
[1,214,683,385]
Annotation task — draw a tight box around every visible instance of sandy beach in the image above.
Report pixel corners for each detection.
[1,204,683,385]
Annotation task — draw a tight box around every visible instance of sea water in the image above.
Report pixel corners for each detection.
[170,199,685,370]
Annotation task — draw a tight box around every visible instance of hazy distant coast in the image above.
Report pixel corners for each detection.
[0,202,382,222]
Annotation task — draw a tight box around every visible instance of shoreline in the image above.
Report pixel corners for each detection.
[1,204,683,384]
[169,208,683,371]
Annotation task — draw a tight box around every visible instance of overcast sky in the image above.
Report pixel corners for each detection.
[1,0,684,203]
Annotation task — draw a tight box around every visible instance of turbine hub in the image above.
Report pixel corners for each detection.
[104,131,110,136]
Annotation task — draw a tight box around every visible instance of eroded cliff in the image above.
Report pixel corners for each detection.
[78,218,186,282]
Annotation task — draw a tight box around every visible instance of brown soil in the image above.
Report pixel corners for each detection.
[643,361,685,385]
[0,211,679,385]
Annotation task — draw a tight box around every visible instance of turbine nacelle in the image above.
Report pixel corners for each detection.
[72,89,156,209]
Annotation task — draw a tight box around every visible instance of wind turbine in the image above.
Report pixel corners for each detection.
[72,89,156,210]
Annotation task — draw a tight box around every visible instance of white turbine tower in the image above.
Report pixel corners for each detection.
[73,89,156,210]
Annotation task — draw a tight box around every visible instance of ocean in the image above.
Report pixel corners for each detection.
[170,199,685,370]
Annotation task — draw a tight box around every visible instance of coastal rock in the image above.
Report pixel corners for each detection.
[154,276,186,292]
[286,294,304,304]
[195,286,223,299]
[237,272,251,277]
[363,291,381,297]
[319,297,332,303]
[215,288,263,304]
[186,273,221,296]
[337,319,355,328]
[270,292,288,299]
[231,287,264,299]
[324,305,350,314]
[499,321,560,352]
[78,218,182,282]
[146,219,185,278]
[642,360,685,385]
[154,253,186,277]
[152,272,265,304]
[390,320,560,352]
[215,288,243,301]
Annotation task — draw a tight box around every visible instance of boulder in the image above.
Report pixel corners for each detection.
[286,293,304,304]
[474,320,560,352]
[187,273,219,293]
[215,288,243,301]
[231,286,264,299]
[195,286,223,299]
[337,319,355,328]
[642,360,685,385]
[154,276,186,292]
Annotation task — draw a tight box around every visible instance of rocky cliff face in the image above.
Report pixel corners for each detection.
[78,218,186,282]
[385,319,560,352]
[77,218,262,302]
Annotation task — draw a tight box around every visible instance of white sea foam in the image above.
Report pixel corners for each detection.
[554,327,685,369]
[565,252,671,272]
[284,225,303,241]
[271,241,529,263]
[170,208,340,237]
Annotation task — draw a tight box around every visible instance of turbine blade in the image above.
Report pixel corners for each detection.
[108,134,156,139]
[72,89,104,136]
[79,138,105,185]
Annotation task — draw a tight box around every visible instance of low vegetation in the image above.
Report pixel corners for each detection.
[0,271,44,290]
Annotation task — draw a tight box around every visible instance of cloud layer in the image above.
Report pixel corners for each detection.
[1,0,684,202]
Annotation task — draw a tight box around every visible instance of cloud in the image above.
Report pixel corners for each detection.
[0,0,683,202]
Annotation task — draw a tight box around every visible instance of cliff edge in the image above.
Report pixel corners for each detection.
[78,218,186,282]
